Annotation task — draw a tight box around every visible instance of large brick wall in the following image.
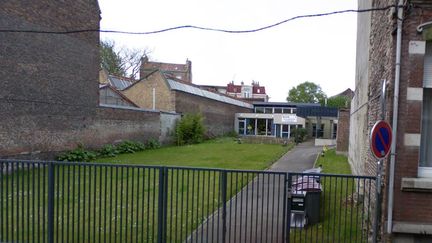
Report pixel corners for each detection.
[174,91,253,136]
[389,3,432,226]
[0,1,100,116]
[352,0,432,240]
[0,1,174,159]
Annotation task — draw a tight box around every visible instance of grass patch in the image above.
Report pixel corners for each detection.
[316,148,352,174]
[1,138,292,242]
[96,137,291,170]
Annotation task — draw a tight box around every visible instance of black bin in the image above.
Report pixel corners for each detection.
[292,175,322,225]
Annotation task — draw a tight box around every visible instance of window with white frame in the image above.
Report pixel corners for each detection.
[419,41,432,177]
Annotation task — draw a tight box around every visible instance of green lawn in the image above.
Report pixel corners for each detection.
[1,138,291,242]
[316,148,352,174]
[96,137,291,170]
[290,148,374,242]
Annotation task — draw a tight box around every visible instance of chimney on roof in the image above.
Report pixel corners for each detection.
[186,58,192,83]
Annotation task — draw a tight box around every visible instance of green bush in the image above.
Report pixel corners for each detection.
[98,144,119,157]
[57,144,98,162]
[116,140,146,154]
[291,127,308,144]
[175,113,205,145]
[146,138,161,149]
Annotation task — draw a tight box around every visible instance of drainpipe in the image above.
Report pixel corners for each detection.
[387,0,403,234]
[152,88,156,110]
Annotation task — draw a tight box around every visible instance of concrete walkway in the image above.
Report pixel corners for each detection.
[187,140,323,243]
[270,140,323,172]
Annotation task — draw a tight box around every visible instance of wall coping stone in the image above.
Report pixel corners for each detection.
[393,221,432,234]
[401,177,432,192]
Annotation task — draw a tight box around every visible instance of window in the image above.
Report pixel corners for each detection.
[312,124,317,138]
[256,119,273,135]
[282,108,291,114]
[333,123,338,139]
[420,89,432,172]
[257,119,267,135]
[238,119,245,135]
[289,125,296,138]
[267,119,273,135]
[419,41,432,177]
[292,108,297,114]
[319,124,324,138]
[246,119,256,135]
[264,107,273,113]
[274,108,282,113]
[282,125,289,138]
[255,107,264,113]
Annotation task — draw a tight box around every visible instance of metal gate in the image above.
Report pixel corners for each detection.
[0,160,378,242]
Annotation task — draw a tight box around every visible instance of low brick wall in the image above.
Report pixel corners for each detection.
[0,105,169,159]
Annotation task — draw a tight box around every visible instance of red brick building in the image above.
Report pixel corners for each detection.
[201,81,269,103]
[226,81,269,102]
[140,56,192,83]
[350,0,432,241]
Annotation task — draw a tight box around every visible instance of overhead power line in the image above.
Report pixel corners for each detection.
[0,4,403,35]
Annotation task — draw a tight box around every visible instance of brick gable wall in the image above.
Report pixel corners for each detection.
[122,72,175,112]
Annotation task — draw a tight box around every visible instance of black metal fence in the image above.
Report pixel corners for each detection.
[0,160,378,242]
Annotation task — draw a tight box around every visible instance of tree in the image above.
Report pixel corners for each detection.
[100,39,151,79]
[327,95,351,109]
[286,81,327,103]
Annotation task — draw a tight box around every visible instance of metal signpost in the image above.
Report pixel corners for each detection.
[371,80,392,243]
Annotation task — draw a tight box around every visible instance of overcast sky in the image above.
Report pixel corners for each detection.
[99,0,358,102]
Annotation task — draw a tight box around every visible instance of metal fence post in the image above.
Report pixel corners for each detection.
[221,171,227,243]
[157,167,167,243]
[283,173,292,243]
[47,163,55,243]
[372,160,383,243]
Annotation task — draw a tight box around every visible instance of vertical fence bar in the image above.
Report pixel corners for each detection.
[157,167,167,243]
[283,173,290,243]
[221,170,227,243]
[47,163,55,243]
[163,167,168,243]
[0,162,3,242]
[373,170,382,243]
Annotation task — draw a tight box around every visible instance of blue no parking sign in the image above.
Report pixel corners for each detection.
[370,120,392,159]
